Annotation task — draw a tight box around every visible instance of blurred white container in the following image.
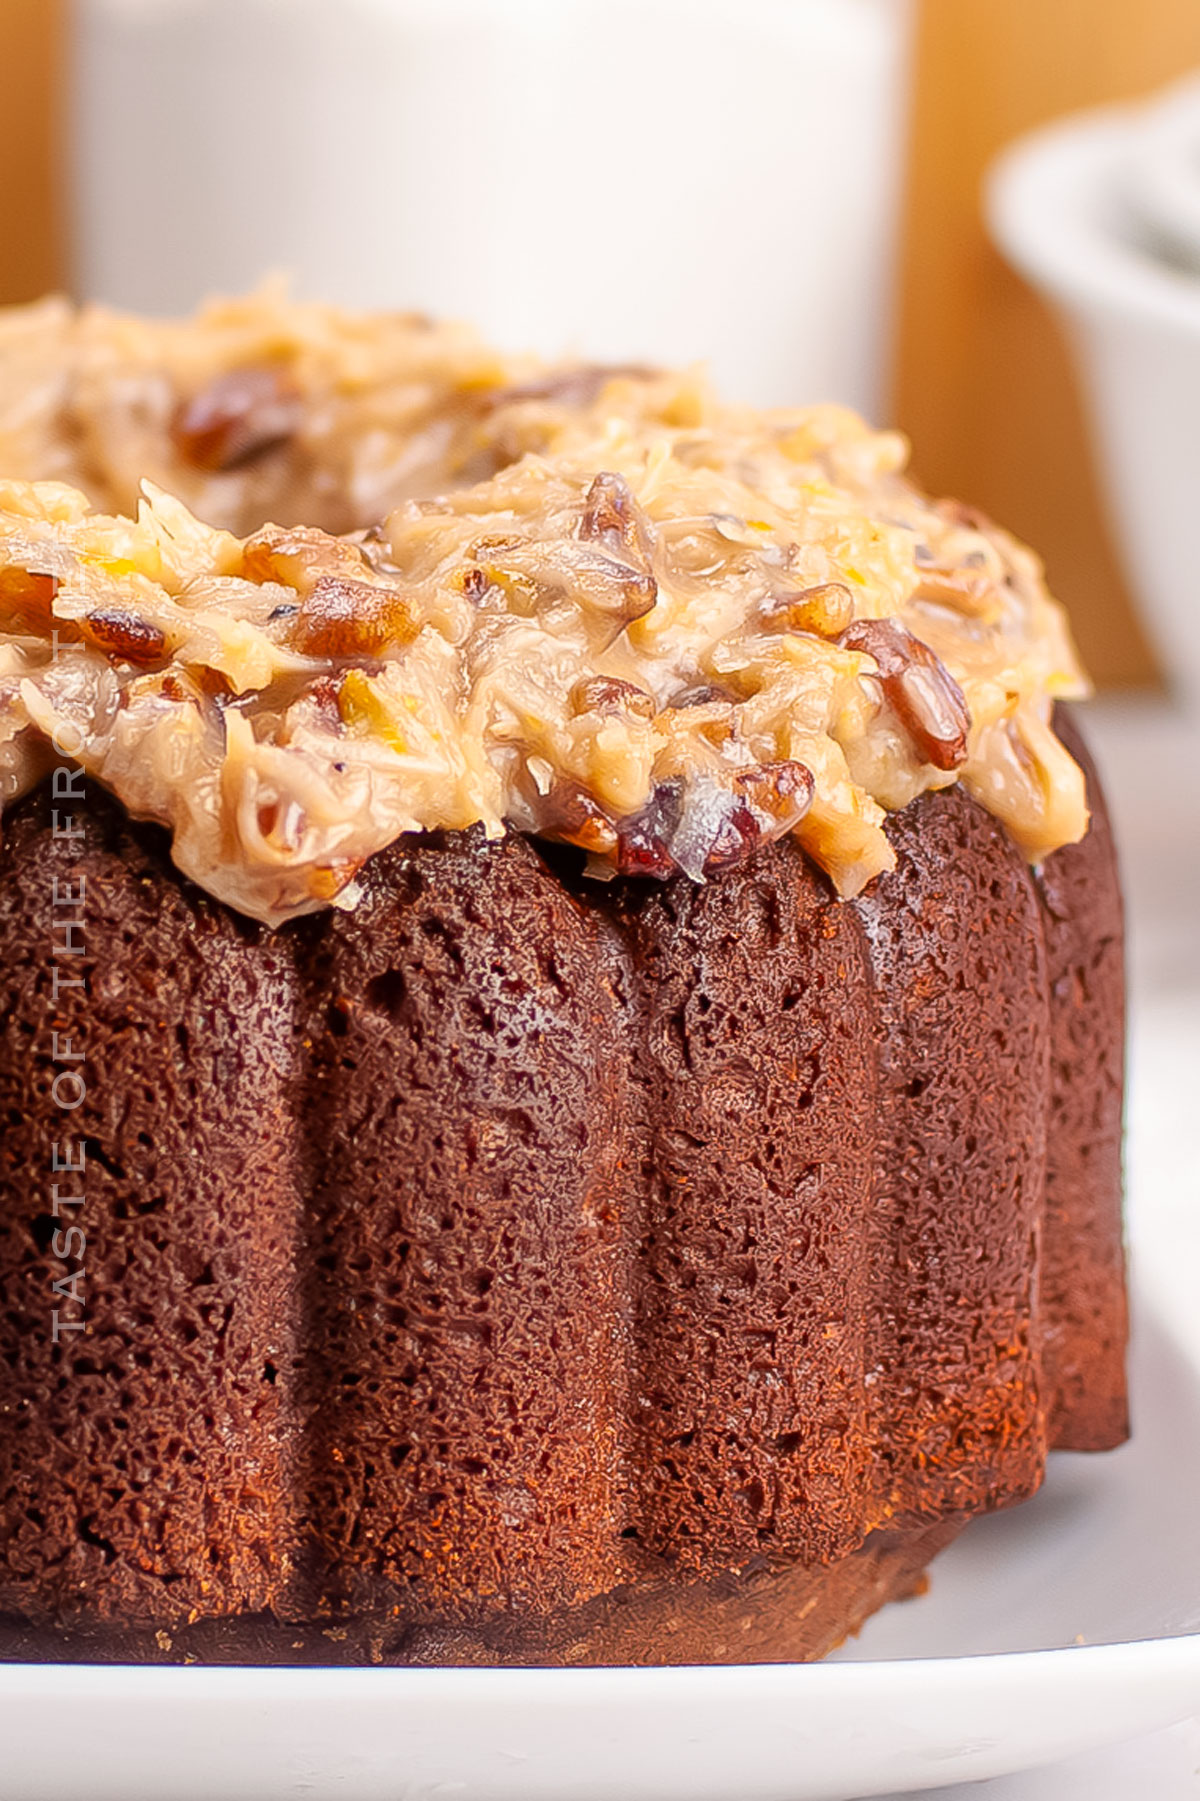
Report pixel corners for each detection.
[69,0,913,416]
[1122,73,1200,275]
[988,100,1200,711]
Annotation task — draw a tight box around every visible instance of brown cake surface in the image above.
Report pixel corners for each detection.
[0,297,1127,1664]
[0,715,1125,1666]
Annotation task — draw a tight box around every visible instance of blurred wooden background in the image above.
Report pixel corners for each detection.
[0,0,63,309]
[897,0,1200,689]
[4,0,1200,686]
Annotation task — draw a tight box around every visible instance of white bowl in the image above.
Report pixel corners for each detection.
[987,103,1200,709]
[1124,73,1200,273]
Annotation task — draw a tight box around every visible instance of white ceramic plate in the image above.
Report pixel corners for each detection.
[0,1273,1197,1801]
[4,815,1199,1801]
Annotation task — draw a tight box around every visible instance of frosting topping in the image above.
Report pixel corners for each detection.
[0,293,1089,926]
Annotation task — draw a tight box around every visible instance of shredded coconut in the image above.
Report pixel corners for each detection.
[0,292,1089,926]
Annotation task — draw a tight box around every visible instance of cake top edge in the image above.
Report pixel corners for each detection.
[0,292,1088,926]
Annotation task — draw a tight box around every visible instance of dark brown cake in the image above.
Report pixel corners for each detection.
[0,711,1125,1666]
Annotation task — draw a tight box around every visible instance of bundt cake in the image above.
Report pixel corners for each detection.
[0,295,1126,1665]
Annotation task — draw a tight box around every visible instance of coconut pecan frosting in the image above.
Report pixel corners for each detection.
[0,292,1088,926]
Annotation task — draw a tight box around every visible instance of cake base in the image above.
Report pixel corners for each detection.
[0,1521,961,1667]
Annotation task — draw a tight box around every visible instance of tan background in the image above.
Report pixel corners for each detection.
[896,0,1200,689]
[0,0,63,310]
[3,0,1200,687]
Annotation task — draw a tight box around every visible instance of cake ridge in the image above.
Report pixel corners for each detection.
[0,709,1127,1660]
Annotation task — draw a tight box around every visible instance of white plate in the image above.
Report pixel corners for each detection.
[5,725,1199,1801]
[0,1273,1197,1801]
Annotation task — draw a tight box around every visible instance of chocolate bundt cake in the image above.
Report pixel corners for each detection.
[0,296,1126,1665]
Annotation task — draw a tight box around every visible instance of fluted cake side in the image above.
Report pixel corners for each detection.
[0,712,1126,1666]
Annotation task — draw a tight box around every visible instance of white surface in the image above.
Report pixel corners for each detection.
[986,101,1200,710]
[879,694,1200,1801]
[879,1715,1200,1801]
[0,1623,1197,1801]
[0,1320,1195,1801]
[1083,698,1200,1364]
[0,697,1197,1801]
[68,0,913,417]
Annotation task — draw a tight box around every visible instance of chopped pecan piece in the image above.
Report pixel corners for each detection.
[538,780,619,856]
[459,566,492,604]
[243,525,373,596]
[668,778,768,877]
[81,608,167,666]
[612,778,770,879]
[157,666,226,708]
[912,564,998,618]
[563,547,657,635]
[290,576,418,659]
[736,759,815,828]
[569,675,655,720]
[665,680,739,710]
[935,497,997,535]
[614,780,683,878]
[840,617,970,772]
[484,538,656,645]
[308,674,344,719]
[473,562,540,616]
[170,365,302,473]
[195,665,234,702]
[309,858,364,902]
[697,797,762,873]
[761,581,853,638]
[468,532,524,555]
[487,365,655,411]
[346,527,406,583]
[0,567,58,635]
[578,471,655,569]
